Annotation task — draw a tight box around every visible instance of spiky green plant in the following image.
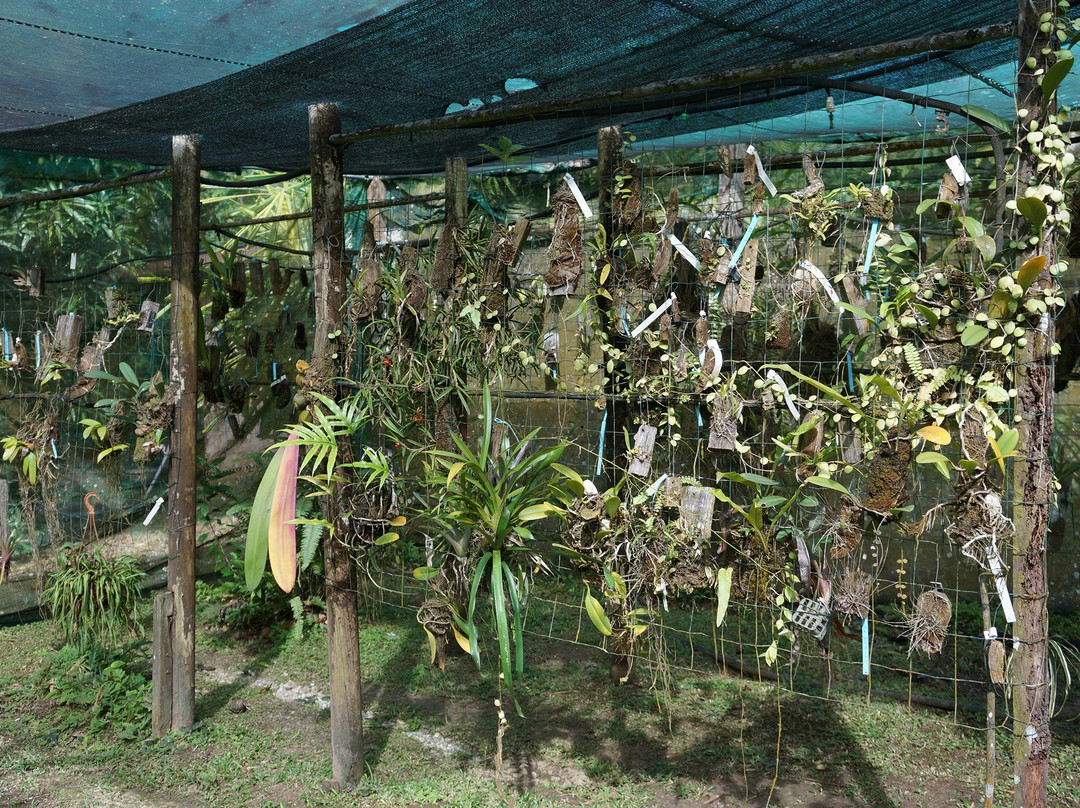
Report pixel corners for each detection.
[423,383,578,714]
[43,545,143,649]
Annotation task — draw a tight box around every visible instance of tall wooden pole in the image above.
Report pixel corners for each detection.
[167,134,200,731]
[596,126,626,484]
[1011,1,1057,805]
[309,102,364,788]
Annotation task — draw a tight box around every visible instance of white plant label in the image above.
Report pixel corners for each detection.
[563,173,593,218]
[946,154,971,185]
[698,339,723,379]
[746,145,777,196]
[668,233,701,270]
[986,545,1016,623]
[646,474,669,497]
[143,496,165,526]
[799,259,840,303]
[630,293,676,339]
[765,369,800,420]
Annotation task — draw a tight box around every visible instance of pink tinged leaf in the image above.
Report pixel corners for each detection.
[268,434,300,593]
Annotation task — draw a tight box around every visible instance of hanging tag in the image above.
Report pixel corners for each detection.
[594,408,608,477]
[50,438,58,458]
[563,173,593,218]
[2,330,9,361]
[630,293,676,339]
[698,339,723,379]
[945,154,971,185]
[143,496,165,526]
[861,218,881,284]
[862,617,871,676]
[765,369,800,420]
[35,331,41,367]
[986,545,1016,623]
[668,234,701,270]
[727,213,759,270]
[646,473,669,498]
[70,252,77,271]
[746,145,777,196]
[798,259,840,303]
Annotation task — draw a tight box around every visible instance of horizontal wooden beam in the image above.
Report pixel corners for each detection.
[0,169,172,209]
[331,23,1014,146]
[199,191,445,231]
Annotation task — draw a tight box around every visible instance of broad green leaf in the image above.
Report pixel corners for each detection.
[806,475,851,496]
[973,235,997,264]
[118,362,138,387]
[916,198,938,216]
[758,495,788,507]
[868,374,901,401]
[961,104,1012,133]
[916,425,951,445]
[961,324,989,347]
[245,446,286,591]
[724,471,779,487]
[585,587,612,636]
[604,494,621,518]
[913,304,939,328]
[445,461,466,486]
[452,625,472,654]
[716,567,733,627]
[389,515,407,527]
[1016,196,1048,230]
[412,566,440,581]
[916,451,951,465]
[374,532,400,545]
[267,434,300,593]
[604,567,628,600]
[960,216,984,238]
[997,428,1020,456]
[988,289,1012,320]
[423,626,438,666]
[1042,52,1074,101]
[518,503,557,522]
[1017,255,1046,291]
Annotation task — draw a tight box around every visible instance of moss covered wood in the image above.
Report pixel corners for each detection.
[309,102,364,789]
[166,133,200,732]
[1010,2,1058,805]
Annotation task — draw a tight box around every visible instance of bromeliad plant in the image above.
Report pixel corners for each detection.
[421,384,578,713]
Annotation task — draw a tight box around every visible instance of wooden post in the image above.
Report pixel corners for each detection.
[166,133,200,732]
[597,125,627,483]
[434,156,470,450]
[1010,1,1057,805]
[309,102,364,789]
[151,591,174,737]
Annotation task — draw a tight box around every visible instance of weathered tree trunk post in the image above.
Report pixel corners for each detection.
[1011,1,1058,805]
[165,134,200,732]
[309,102,364,788]
[433,156,469,449]
[596,125,627,484]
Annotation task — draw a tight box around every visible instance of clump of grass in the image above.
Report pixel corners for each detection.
[43,544,143,648]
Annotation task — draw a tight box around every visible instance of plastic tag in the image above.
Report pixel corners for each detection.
[143,496,165,526]
[698,338,723,379]
[799,259,840,303]
[630,293,676,339]
[765,369,800,420]
[986,545,1015,623]
[668,234,701,270]
[746,145,777,196]
[563,173,593,218]
[646,474,669,498]
[946,154,971,185]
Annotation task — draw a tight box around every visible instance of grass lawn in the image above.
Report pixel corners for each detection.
[1,575,1078,808]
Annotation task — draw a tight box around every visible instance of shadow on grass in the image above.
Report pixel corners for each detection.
[415,632,902,808]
